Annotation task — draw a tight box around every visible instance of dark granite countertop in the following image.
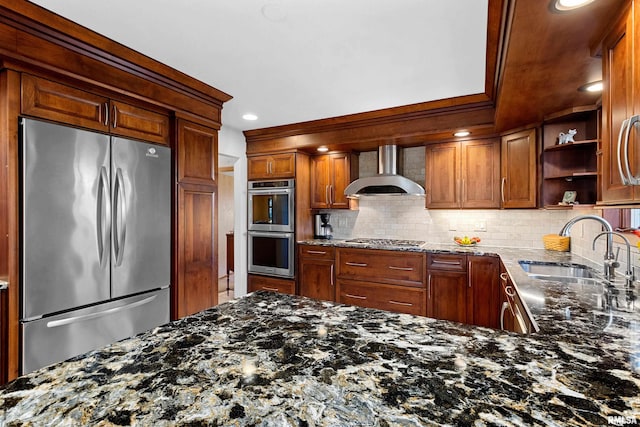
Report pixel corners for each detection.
[1,242,640,425]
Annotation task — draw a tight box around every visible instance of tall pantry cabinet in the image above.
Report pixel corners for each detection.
[0,1,231,382]
[601,0,640,204]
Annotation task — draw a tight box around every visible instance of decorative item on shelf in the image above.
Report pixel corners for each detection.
[558,190,578,206]
[454,236,481,246]
[542,234,570,252]
[557,129,577,144]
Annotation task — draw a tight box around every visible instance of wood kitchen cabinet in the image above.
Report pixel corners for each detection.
[501,128,537,208]
[425,139,500,209]
[21,74,170,145]
[298,245,336,301]
[601,1,640,204]
[176,119,218,318]
[427,253,468,323]
[248,152,296,180]
[467,255,499,329]
[310,153,358,209]
[498,266,534,334]
[335,248,426,316]
[427,253,499,327]
[248,274,295,295]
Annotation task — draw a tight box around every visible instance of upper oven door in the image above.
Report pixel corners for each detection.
[248,187,295,232]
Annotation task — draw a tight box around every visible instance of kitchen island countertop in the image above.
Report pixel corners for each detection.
[1,244,640,425]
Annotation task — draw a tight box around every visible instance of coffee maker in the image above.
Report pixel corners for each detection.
[314,213,333,239]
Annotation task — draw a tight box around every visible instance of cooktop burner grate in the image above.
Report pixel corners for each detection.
[344,238,425,247]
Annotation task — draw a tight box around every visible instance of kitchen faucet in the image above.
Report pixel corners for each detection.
[593,231,635,288]
[559,215,616,279]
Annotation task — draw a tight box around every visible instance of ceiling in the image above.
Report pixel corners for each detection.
[27,0,489,132]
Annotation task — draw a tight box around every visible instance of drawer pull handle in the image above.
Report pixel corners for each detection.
[504,285,516,298]
[345,293,367,300]
[345,262,368,267]
[388,266,414,271]
[262,286,279,292]
[433,260,461,265]
[388,300,413,307]
[500,272,508,283]
[307,250,327,255]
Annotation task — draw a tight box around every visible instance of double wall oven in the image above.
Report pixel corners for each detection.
[248,179,295,278]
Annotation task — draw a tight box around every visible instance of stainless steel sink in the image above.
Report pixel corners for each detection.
[518,260,602,283]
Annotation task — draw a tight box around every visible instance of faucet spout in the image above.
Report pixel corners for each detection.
[593,231,634,287]
[559,215,616,279]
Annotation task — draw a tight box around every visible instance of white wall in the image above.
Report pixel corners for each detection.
[219,125,248,297]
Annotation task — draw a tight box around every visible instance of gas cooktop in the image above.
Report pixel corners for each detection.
[344,238,426,247]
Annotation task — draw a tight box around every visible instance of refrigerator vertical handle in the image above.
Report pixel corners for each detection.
[114,168,127,266]
[96,167,111,267]
[623,115,640,185]
[617,118,630,185]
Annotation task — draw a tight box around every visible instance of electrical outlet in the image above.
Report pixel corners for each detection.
[474,221,487,232]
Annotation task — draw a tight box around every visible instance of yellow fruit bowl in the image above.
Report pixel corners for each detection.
[453,236,480,246]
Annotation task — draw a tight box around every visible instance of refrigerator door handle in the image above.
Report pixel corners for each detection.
[96,166,111,267]
[623,115,640,185]
[46,295,157,328]
[114,168,127,266]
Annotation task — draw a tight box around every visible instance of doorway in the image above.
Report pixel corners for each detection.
[218,153,237,303]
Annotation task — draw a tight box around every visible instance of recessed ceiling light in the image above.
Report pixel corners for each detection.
[578,81,603,92]
[242,113,258,121]
[551,0,596,12]
[317,146,329,152]
[454,131,470,137]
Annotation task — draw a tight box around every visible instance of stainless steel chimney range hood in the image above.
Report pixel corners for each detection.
[344,145,425,196]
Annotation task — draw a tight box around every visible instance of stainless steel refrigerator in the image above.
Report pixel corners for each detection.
[20,118,171,374]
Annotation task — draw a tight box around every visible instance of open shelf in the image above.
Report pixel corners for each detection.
[543,139,598,152]
[541,106,600,207]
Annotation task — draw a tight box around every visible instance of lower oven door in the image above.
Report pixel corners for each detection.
[248,231,295,277]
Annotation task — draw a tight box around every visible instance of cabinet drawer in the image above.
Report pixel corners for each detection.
[337,248,425,286]
[337,279,426,316]
[248,274,295,295]
[298,245,335,261]
[427,253,467,272]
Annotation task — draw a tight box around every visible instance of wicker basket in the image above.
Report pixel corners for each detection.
[542,234,570,252]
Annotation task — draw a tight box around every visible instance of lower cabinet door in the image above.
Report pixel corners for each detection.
[428,270,468,323]
[337,279,426,316]
[298,260,335,301]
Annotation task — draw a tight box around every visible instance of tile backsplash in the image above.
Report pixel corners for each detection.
[324,199,640,274]
[321,146,640,276]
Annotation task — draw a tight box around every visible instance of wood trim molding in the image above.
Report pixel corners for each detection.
[0,1,231,121]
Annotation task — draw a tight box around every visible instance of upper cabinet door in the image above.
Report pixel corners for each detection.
[21,74,109,132]
[310,155,331,209]
[501,128,537,208]
[247,153,296,180]
[310,153,357,209]
[601,5,636,203]
[109,101,170,146]
[461,139,501,208]
[177,119,217,186]
[425,142,460,208]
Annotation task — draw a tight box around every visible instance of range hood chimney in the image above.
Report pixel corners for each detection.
[344,145,425,196]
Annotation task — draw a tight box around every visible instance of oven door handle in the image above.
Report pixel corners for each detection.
[248,188,292,195]
[248,231,293,239]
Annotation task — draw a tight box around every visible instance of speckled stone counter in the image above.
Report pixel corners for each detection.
[1,244,640,425]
